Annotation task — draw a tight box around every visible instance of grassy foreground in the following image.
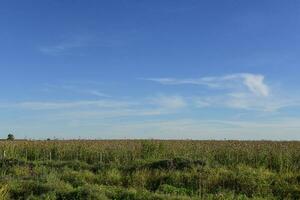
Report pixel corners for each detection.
[0,140,299,200]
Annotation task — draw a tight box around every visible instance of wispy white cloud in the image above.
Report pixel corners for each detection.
[43,83,111,98]
[3,73,300,139]
[242,74,269,97]
[149,95,187,109]
[87,90,111,98]
[39,33,128,56]
[77,118,300,140]
[50,108,172,121]
[0,94,186,121]
[144,73,270,97]
[39,35,93,56]
[144,73,300,111]
[193,91,300,112]
[12,96,185,111]
[7,100,134,110]
[3,116,300,140]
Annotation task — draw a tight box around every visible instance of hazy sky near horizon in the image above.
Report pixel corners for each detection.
[1,0,300,139]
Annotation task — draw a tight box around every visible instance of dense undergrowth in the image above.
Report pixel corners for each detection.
[0,140,299,199]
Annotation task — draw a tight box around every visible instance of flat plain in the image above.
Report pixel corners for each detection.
[0,140,299,200]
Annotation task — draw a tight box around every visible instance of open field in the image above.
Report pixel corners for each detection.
[0,140,299,199]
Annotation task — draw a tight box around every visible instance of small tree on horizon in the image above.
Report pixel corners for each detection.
[7,134,15,141]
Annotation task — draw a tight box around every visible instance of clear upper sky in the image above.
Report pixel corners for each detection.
[1,0,300,139]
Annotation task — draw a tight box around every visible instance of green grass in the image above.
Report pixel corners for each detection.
[0,140,299,199]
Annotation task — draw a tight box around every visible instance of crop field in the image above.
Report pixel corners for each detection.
[0,140,299,200]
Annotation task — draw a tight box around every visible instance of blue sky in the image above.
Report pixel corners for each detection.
[1,0,300,139]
